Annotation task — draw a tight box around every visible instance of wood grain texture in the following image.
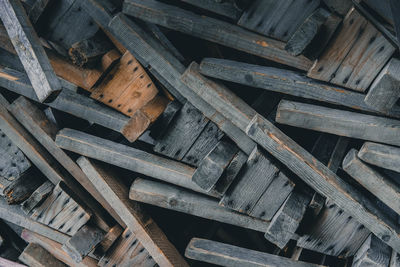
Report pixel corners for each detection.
[122,0,312,71]
[323,0,352,16]
[19,243,67,267]
[130,178,270,232]
[364,58,400,112]
[185,238,324,267]
[23,0,51,23]
[358,142,400,173]
[308,8,395,92]
[352,234,391,267]
[21,181,54,215]
[180,62,400,252]
[149,99,181,140]
[276,100,400,147]
[179,0,242,20]
[0,0,61,102]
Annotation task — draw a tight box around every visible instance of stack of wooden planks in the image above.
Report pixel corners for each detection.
[0,0,400,266]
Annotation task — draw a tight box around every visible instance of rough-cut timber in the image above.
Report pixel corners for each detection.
[352,234,392,267]
[323,0,352,16]
[180,62,400,252]
[179,0,242,20]
[21,181,54,215]
[185,238,324,267]
[122,0,313,71]
[276,100,400,147]
[19,243,67,267]
[358,142,400,173]
[364,58,400,112]
[0,0,61,102]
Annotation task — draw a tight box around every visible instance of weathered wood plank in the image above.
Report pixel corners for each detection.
[352,234,392,267]
[364,58,400,112]
[3,169,44,204]
[308,8,395,92]
[323,0,353,16]
[198,58,400,119]
[358,142,400,173]
[19,243,67,267]
[185,238,324,267]
[179,0,242,20]
[149,99,181,140]
[22,0,51,24]
[0,257,26,267]
[72,158,188,267]
[0,0,61,102]
[130,178,270,232]
[122,0,313,71]
[21,181,54,215]
[276,100,400,147]
[180,62,400,251]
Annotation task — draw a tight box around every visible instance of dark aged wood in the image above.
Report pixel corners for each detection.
[122,0,313,71]
[185,238,324,267]
[179,0,242,20]
[21,0,51,24]
[358,142,400,173]
[3,169,44,204]
[180,62,400,251]
[21,181,54,215]
[149,99,182,140]
[276,100,400,147]
[352,234,392,267]
[323,0,353,16]
[0,0,61,102]
[96,224,122,255]
[364,58,400,112]
[198,58,400,119]
[71,158,189,267]
[19,243,67,267]
[130,178,270,232]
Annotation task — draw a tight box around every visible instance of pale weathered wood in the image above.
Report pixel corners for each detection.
[185,238,324,267]
[358,142,400,173]
[122,0,313,71]
[0,257,26,267]
[21,181,54,215]
[19,243,67,267]
[96,224,123,255]
[238,0,320,42]
[0,0,61,102]
[180,62,400,251]
[129,178,270,232]
[364,58,400,112]
[71,157,188,267]
[352,234,391,267]
[308,8,395,92]
[276,100,400,147]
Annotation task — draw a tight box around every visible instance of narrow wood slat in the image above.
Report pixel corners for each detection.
[21,181,54,215]
[179,0,242,20]
[19,243,67,267]
[358,142,400,173]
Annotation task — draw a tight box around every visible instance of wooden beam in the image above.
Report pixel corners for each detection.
[19,243,67,267]
[180,62,400,252]
[129,178,270,233]
[0,0,61,102]
[71,157,188,267]
[353,234,392,267]
[122,0,312,71]
[276,100,400,147]
[179,0,242,20]
[185,238,324,267]
[358,142,400,173]
[21,181,54,214]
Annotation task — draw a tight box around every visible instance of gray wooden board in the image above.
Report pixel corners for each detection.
[276,100,400,147]
[220,146,280,215]
[21,181,54,215]
[0,197,69,244]
[343,149,400,216]
[297,199,370,257]
[149,99,181,140]
[122,0,313,71]
[72,157,189,267]
[363,0,394,25]
[19,243,67,267]
[55,128,212,195]
[323,0,353,16]
[185,238,324,267]
[179,62,400,252]
[364,58,400,112]
[192,140,237,191]
[154,102,209,160]
[308,8,395,92]
[23,0,51,23]
[3,169,43,204]
[129,178,270,233]
[181,121,224,167]
[352,234,392,267]
[264,188,312,249]
[198,58,400,120]
[0,0,61,102]
[237,0,320,42]
[358,142,400,174]
[179,0,242,20]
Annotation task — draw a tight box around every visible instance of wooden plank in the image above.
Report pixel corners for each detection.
[0,257,26,267]
[22,0,51,23]
[19,243,67,267]
[179,0,242,20]
[238,0,320,42]
[264,189,312,249]
[276,100,400,147]
[192,140,237,191]
[198,58,400,120]
[180,62,400,251]
[21,229,98,267]
[308,8,395,92]
[154,102,209,160]
[21,181,54,214]
[149,99,181,140]
[3,169,44,204]
[96,224,123,255]
[364,58,400,112]
[343,149,400,215]
[0,0,61,102]
[122,0,313,71]
[185,238,324,267]
[358,142,400,173]
[62,225,105,263]
[363,0,393,25]
[129,178,270,233]
[71,158,188,267]
[352,234,391,267]
[323,0,353,16]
